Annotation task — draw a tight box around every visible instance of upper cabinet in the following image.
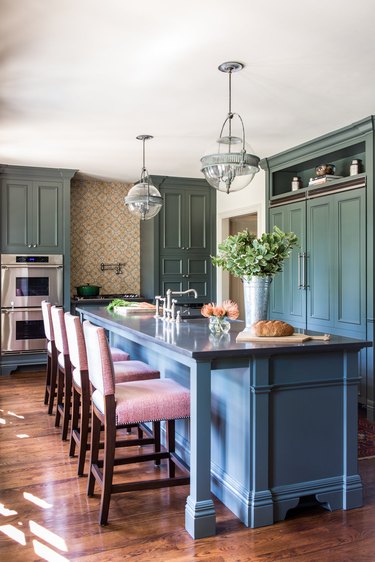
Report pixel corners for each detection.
[1,165,76,254]
[140,176,216,303]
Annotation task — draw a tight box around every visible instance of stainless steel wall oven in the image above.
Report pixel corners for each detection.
[1,254,63,354]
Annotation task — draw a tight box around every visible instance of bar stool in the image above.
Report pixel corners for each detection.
[64,313,160,476]
[83,320,190,526]
[51,306,73,441]
[41,300,58,415]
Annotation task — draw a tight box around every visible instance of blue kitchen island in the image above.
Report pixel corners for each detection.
[76,305,371,539]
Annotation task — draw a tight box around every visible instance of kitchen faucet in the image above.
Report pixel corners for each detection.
[155,288,198,322]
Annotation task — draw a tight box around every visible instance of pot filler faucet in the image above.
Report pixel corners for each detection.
[154,289,198,322]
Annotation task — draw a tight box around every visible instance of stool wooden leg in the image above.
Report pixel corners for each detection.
[167,419,175,478]
[61,368,72,441]
[153,421,161,467]
[55,367,64,427]
[77,389,90,477]
[47,350,57,415]
[44,355,51,405]
[69,386,80,457]
[99,412,116,526]
[87,410,101,497]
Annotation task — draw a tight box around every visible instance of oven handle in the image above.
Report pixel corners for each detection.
[1,265,63,269]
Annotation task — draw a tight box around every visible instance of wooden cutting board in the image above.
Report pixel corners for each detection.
[114,306,156,315]
[236,331,330,343]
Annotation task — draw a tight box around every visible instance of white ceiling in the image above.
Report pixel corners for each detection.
[1,0,375,183]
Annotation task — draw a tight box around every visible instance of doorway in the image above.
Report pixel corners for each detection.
[229,213,257,320]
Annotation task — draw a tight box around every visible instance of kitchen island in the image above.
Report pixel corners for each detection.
[76,305,371,539]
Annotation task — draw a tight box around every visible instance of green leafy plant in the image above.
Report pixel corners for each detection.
[212,225,298,279]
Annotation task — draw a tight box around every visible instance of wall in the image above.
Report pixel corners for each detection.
[215,169,266,301]
[70,177,140,296]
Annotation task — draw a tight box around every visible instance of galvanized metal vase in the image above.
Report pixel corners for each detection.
[243,276,272,330]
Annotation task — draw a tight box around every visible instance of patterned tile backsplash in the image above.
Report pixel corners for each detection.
[70,177,140,296]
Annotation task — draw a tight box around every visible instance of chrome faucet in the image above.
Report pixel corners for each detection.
[160,288,198,322]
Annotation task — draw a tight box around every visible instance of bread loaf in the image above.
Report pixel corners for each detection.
[251,320,294,337]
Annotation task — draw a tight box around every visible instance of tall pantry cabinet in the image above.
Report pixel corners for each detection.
[140,176,216,304]
[261,116,374,420]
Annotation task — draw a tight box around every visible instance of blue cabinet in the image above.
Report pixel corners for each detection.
[263,116,373,417]
[270,189,366,337]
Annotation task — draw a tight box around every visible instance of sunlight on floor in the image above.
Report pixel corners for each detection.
[0,418,6,424]
[7,410,25,419]
[23,492,53,509]
[0,503,18,516]
[30,520,68,552]
[33,539,70,562]
[0,524,26,545]
[16,434,30,438]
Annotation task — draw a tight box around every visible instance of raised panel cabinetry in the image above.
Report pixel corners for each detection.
[140,176,216,303]
[1,166,75,254]
[263,116,374,418]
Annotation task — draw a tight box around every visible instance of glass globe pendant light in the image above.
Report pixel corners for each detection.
[125,134,163,220]
[201,62,260,194]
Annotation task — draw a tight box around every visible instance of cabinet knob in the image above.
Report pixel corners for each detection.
[33,244,37,248]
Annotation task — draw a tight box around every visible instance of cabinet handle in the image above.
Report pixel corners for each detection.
[298,253,303,289]
[304,253,309,289]
[27,244,32,248]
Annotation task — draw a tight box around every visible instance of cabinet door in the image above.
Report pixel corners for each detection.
[160,191,183,253]
[269,202,306,328]
[1,179,64,253]
[184,190,210,254]
[160,189,210,254]
[333,188,366,336]
[1,179,33,252]
[159,254,210,301]
[306,196,335,333]
[32,180,64,252]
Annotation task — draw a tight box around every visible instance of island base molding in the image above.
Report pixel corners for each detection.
[185,496,216,539]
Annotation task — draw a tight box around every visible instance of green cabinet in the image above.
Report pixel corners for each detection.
[140,176,216,303]
[263,116,374,418]
[270,189,366,337]
[1,165,75,254]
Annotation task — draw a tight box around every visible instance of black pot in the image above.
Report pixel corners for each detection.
[76,283,101,297]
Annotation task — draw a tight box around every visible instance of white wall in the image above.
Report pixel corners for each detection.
[215,169,266,301]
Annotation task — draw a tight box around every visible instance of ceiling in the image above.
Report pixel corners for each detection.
[1,0,375,183]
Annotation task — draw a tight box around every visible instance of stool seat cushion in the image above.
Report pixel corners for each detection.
[110,347,130,362]
[113,360,160,383]
[92,378,190,425]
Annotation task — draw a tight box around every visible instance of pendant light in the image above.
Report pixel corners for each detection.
[200,62,260,194]
[125,135,163,220]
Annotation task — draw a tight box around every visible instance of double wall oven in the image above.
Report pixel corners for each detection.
[1,254,63,354]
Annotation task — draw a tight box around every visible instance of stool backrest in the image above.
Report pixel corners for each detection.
[64,313,88,371]
[51,306,69,356]
[83,320,115,396]
[41,300,54,342]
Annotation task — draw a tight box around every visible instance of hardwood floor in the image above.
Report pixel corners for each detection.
[1,370,374,561]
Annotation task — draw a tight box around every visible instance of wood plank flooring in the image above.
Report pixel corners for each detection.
[1,370,374,561]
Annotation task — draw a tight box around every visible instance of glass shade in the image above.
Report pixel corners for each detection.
[201,136,260,194]
[125,180,163,220]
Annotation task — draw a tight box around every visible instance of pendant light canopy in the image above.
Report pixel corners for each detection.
[125,135,163,220]
[200,62,260,194]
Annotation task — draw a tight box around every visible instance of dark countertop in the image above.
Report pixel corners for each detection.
[76,304,371,361]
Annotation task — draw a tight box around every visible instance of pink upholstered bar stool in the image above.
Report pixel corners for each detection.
[64,312,160,476]
[41,300,58,415]
[51,305,73,441]
[83,320,190,526]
